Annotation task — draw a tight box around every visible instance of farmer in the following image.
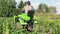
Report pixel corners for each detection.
[22,1,35,31]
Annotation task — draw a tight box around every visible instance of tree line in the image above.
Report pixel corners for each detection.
[38,3,56,14]
[0,0,57,17]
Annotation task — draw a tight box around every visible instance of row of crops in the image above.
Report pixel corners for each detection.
[0,13,60,34]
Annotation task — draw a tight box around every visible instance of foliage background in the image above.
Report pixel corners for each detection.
[0,0,60,34]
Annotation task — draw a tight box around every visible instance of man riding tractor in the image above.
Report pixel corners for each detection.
[14,1,37,31]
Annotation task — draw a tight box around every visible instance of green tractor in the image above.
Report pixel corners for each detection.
[14,13,37,31]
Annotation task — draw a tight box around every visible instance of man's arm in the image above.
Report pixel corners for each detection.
[22,7,25,13]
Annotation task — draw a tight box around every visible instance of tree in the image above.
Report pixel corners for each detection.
[18,0,25,10]
[14,0,25,15]
[49,6,57,14]
[38,3,49,13]
[0,0,16,17]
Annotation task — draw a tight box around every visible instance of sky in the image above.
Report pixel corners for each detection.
[15,0,60,14]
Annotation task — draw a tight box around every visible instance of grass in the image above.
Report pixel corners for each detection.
[0,13,60,34]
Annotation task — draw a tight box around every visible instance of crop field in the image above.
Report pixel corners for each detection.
[0,13,60,34]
